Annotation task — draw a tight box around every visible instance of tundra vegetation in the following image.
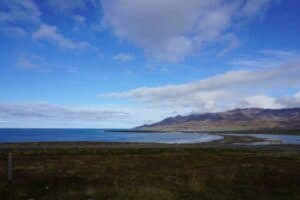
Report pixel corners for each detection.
[0,147,299,199]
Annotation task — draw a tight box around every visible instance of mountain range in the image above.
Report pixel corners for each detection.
[136,108,300,133]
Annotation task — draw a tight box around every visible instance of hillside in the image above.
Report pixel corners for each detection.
[136,108,300,132]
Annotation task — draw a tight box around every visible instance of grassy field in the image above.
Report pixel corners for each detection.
[0,147,300,200]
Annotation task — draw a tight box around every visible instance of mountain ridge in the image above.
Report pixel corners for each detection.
[136,108,300,132]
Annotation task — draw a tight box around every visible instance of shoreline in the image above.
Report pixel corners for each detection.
[1,135,300,152]
[105,128,300,135]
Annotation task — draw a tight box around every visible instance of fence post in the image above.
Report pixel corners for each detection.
[8,152,12,181]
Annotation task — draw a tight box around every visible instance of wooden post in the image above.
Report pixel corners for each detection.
[8,152,12,181]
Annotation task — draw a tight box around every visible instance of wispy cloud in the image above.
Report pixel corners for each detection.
[45,0,86,14]
[14,53,89,75]
[0,0,40,36]
[0,26,27,37]
[0,102,167,128]
[0,0,41,24]
[230,49,300,68]
[0,103,130,122]
[16,55,43,70]
[113,53,135,62]
[101,0,274,62]
[32,23,96,50]
[217,33,240,57]
[74,15,86,25]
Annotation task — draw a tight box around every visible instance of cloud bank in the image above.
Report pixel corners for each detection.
[100,57,300,114]
[101,0,273,61]
[0,0,276,62]
[0,102,134,128]
[0,102,167,128]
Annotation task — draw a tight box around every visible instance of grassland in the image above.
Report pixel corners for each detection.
[0,146,300,200]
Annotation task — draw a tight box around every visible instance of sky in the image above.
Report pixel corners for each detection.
[0,0,300,128]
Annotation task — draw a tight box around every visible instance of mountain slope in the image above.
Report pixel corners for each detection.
[136,108,300,132]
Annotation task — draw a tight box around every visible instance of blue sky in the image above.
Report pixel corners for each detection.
[0,0,300,128]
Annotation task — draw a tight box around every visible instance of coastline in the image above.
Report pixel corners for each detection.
[105,128,300,135]
[1,135,300,152]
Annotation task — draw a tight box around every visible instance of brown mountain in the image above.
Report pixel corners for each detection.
[136,108,300,132]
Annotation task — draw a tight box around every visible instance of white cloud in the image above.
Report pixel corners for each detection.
[217,33,240,57]
[240,0,271,17]
[259,49,298,58]
[239,95,282,109]
[100,58,300,114]
[46,0,86,14]
[32,23,95,50]
[101,0,273,61]
[230,49,300,68]
[0,102,165,128]
[0,0,40,36]
[239,92,300,110]
[0,0,40,24]
[278,92,300,108]
[0,103,129,122]
[113,53,135,62]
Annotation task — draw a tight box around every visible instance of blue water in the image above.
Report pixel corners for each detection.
[0,129,223,144]
[0,129,299,145]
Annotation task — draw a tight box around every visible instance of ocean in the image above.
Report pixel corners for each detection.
[0,128,223,144]
[1,129,300,144]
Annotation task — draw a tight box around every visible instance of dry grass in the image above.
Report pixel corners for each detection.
[0,148,299,199]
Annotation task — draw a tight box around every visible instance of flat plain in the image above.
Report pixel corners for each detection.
[0,143,300,200]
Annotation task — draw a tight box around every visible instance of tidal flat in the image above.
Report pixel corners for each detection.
[0,144,300,200]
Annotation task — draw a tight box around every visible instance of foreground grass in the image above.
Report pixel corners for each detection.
[0,148,300,199]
